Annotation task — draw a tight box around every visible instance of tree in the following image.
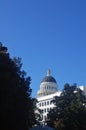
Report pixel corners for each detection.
[47,83,86,130]
[0,43,36,130]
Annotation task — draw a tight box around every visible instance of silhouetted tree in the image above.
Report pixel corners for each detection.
[0,43,36,130]
[47,83,86,130]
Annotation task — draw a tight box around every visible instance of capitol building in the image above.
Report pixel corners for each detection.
[37,69,86,122]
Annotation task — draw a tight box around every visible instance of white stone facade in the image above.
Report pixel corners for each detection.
[37,91,61,121]
[37,69,60,122]
[37,69,86,122]
[78,85,86,95]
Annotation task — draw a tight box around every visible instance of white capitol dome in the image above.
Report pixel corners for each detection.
[37,69,58,97]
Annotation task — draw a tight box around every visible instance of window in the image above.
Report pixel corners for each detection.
[42,102,44,106]
[39,102,41,107]
[50,100,52,104]
[41,109,43,112]
[44,108,46,113]
[47,101,49,105]
[47,108,49,112]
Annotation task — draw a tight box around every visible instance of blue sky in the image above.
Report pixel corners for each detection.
[0,0,86,97]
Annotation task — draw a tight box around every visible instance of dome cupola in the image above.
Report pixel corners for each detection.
[37,69,58,97]
[41,69,57,83]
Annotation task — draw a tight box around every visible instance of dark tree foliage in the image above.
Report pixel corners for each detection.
[47,83,86,130]
[0,43,36,130]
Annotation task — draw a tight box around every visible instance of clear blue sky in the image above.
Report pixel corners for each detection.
[0,0,86,97]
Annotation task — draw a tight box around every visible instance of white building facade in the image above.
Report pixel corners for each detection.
[37,69,61,122]
[37,69,86,122]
